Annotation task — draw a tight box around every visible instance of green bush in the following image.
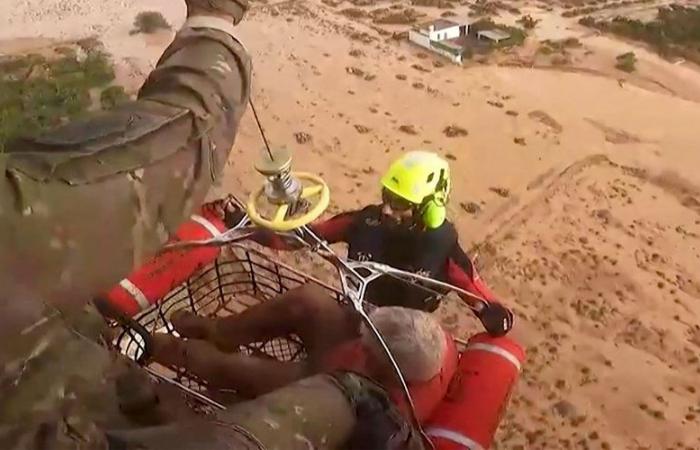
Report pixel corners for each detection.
[578,5,700,64]
[101,86,129,109]
[503,27,527,47]
[0,53,45,75]
[538,45,554,55]
[0,49,121,151]
[83,51,116,85]
[615,51,637,72]
[55,46,77,58]
[563,37,583,47]
[77,37,101,52]
[132,11,171,34]
[470,18,498,33]
[518,14,540,29]
[578,15,597,27]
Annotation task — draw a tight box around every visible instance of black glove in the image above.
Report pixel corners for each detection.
[223,204,246,228]
[476,302,514,337]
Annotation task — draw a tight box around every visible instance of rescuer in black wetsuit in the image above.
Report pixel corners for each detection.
[220,151,514,337]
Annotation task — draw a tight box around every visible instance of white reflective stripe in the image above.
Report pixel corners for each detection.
[466,343,522,372]
[425,427,485,450]
[119,279,151,310]
[190,214,222,237]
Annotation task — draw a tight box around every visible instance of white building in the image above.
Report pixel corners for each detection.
[408,19,470,64]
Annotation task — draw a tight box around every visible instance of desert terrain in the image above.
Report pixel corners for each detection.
[2,0,700,448]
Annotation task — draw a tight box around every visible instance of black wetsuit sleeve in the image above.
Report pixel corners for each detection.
[448,242,476,278]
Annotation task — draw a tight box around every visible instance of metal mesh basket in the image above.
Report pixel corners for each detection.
[112,244,345,404]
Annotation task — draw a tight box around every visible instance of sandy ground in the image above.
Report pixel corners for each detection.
[2,0,700,448]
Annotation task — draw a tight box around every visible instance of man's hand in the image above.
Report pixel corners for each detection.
[475,302,514,337]
[202,198,246,228]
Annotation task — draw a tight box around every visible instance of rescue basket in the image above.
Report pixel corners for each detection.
[112,244,345,406]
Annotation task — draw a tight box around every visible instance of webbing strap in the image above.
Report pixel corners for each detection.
[119,279,150,310]
[190,214,223,237]
[425,427,485,450]
[465,342,522,371]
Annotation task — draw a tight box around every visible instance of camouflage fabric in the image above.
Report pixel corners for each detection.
[0,22,251,328]
[103,374,359,450]
[103,373,420,450]
[0,1,254,447]
[220,374,357,450]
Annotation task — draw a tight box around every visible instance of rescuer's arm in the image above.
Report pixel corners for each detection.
[0,0,252,322]
[447,245,514,337]
[446,253,497,305]
[219,202,356,250]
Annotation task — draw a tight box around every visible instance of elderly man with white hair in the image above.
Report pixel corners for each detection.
[149,283,459,422]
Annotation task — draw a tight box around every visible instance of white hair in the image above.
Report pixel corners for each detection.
[360,306,447,382]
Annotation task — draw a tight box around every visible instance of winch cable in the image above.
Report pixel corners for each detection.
[305,231,434,448]
[247,96,431,446]
[248,97,275,161]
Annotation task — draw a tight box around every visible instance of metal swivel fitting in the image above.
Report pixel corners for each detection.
[254,148,303,205]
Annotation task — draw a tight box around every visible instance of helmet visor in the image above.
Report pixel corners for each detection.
[382,188,414,212]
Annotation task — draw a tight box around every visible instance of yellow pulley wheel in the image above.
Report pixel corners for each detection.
[246,172,330,231]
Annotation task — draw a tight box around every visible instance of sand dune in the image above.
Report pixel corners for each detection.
[2,0,700,448]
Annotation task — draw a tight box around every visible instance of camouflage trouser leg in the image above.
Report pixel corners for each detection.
[105,374,357,450]
[218,374,357,450]
[216,372,425,450]
[104,421,267,450]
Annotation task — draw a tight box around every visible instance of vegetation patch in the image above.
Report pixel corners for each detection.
[518,14,540,29]
[561,0,654,18]
[131,11,171,35]
[411,0,455,8]
[371,7,424,24]
[341,8,367,18]
[541,38,582,51]
[100,85,130,109]
[469,0,520,17]
[538,37,582,61]
[615,51,637,72]
[579,5,700,64]
[0,44,125,151]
